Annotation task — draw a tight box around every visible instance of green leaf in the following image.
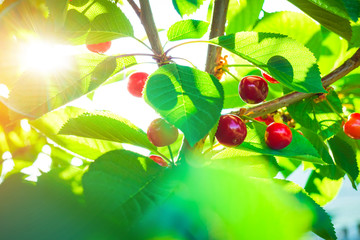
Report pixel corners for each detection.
[6,54,135,119]
[172,0,205,17]
[210,32,325,93]
[59,111,156,151]
[301,128,334,164]
[226,0,264,33]
[63,0,134,44]
[287,90,343,139]
[167,19,209,41]
[279,180,337,240]
[343,0,360,22]
[254,11,322,59]
[82,149,178,227]
[221,78,246,109]
[317,28,344,75]
[239,122,324,163]
[328,135,359,189]
[143,64,224,147]
[287,0,352,41]
[30,107,123,160]
[305,170,343,206]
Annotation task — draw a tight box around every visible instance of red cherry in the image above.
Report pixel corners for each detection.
[149,155,168,167]
[265,122,292,150]
[343,113,360,139]
[147,118,179,147]
[239,76,269,104]
[127,72,149,97]
[254,115,274,125]
[215,114,247,147]
[86,41,111,53]
[262,72,279,84]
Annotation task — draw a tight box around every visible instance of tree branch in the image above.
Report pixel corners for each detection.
[139,0,164,58]
[205,0,229,74]
[127,0,141,18]
[232,48,360,118]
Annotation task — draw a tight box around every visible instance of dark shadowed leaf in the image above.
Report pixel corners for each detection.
[144,64,224,147]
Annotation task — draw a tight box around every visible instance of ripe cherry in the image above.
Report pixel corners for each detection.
[254,115,274,125]
[149,155,168,167]
[127,72,149,97]
[343,113,360,139]
[239,76,269,104]
[147,118,178,147]
[86,41,111,53]
[265,122,292,150]
[215,114,247,147]
[262,72,279,84]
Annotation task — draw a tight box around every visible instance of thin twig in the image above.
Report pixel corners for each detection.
[127,0,141,18]
[205,0,230,75]
[139,0,164,58]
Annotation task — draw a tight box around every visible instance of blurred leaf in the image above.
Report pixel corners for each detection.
[59,111,156,151]
[63,0,134,44]
[279,180,337,240]
[211,148,279,178]
[287,0,352,41]
[210,32,325,93]
[167,19,209,41]
[350,23,360,49]
[7,54,135,119]
[317,28,344,75]
[30,106,123,160]
[163,166,312,239]
[0,172,120,240]
[144,64,224,147]
[254,11,322,59]
[82,149,179,228]
[305,170,343,206]
[328,135,359,189]
[226,0,264,34]
[239,122,324,163]
[287,90,343,140]
[172,0,205,17]
[46,0,68,27]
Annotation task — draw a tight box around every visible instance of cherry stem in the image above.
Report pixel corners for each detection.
[226,64,262,68]
[168,145,174,163]
[154,150,171,163]
[203,142,221,154]
[171,57,198,68]
[222,67,241,82]
[131,36,155,53]
[241,115,268,127]
[114,53,156,59]
[164,40,208,55]
[324,97,347,122]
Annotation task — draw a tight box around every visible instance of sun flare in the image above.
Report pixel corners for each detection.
[20,39,73,74]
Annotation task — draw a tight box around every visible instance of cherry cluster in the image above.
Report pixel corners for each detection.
[216,73,293,150]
